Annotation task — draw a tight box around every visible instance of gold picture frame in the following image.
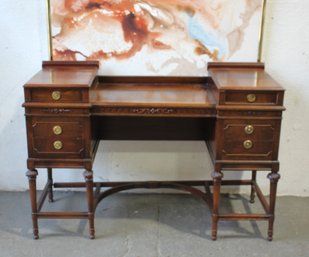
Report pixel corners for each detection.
[258,0,267,62]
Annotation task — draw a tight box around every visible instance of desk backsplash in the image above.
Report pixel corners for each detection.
[49,0,264,76]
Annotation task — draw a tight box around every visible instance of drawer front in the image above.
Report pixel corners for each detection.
[221,120,279,160]
[27,117,89,159]
[29,88,87,103]
[224,91,278,105]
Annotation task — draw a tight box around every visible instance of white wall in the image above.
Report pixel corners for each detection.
[0,0,308,196]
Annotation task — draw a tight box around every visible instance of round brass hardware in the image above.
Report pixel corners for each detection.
[51,91,61,101]
[53,125,62,135]
[244,125,254,135]
[243,140,253,149]
[246,94,256,103]
[53,141,63,150]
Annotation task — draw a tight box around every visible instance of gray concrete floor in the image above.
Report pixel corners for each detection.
[0,191,308,257]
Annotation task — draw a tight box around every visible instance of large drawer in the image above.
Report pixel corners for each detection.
[27,117,89,159]
[220,119,280,160]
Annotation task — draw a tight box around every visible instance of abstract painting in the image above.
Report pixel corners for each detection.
[49,0,264,75]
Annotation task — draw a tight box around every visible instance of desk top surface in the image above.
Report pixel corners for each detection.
[24,67,98,88]
[24,62,284,110]
[25,63,283,92]
[208,68,283,91]
[91,81,214,107]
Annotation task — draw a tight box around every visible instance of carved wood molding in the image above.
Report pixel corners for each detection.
[92,106,216,117]
[41,108,72,114]
[132,108,174,115]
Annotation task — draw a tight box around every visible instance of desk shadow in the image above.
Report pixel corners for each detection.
[0,191,265,240]
[94,192,265,240]
[0,191,90,239]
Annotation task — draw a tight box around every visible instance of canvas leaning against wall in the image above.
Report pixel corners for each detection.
[49,0,265,75]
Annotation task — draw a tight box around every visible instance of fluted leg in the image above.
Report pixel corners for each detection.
[267,171,280,241]
[211,170,223,240]
[47,168,54,202]
[26,169,39,239]
[250,170,257,204]
[84,170,95,239]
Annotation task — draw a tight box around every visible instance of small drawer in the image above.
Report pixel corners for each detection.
[224,91,278,105]
[29,88,87,103]
[221,120,278,160]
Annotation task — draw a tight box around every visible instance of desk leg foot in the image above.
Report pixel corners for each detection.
[250,170,257,204]
[267,232,273,242]
[88,215,95,240]
[84,170,95,240]
[211,218,218,241]
[32,221,39,240]
[211,170,223,241]
[47,168,54,203]
[267,170,280,241]
[26,169,39,240]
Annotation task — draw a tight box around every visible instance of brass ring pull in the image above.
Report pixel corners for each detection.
[247,94,256,103]
[51,91,61,101]
[244,125,254,135]
[53,125,62,135]
[243,140,253,149]
[53,141,63,150]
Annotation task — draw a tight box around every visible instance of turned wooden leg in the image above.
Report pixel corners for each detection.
[84,170,95,239]
[47,168,54,202]
[211,170,223,241]
[250,170,257,204]
[26,169,39,239]
[267,171,280,241]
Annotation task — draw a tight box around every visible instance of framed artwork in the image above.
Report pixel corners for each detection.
[47,0,266,75]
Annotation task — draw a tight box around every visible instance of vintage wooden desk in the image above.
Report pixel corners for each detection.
[23,61,285,240]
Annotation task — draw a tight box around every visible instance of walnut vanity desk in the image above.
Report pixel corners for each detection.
[23,61,285,240]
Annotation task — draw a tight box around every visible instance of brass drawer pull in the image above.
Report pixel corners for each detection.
[247,94,256,103]
[53,125,62,135]
[243,140,253,149]
[53,141,63,150]
[51,91,61,101]
[244,125,254,135]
